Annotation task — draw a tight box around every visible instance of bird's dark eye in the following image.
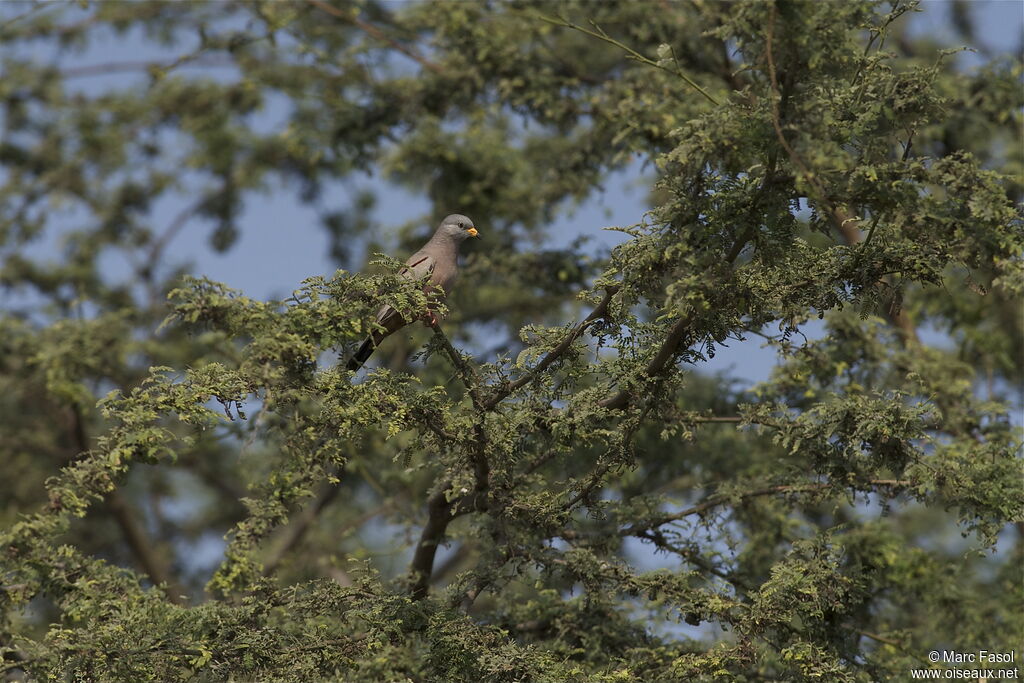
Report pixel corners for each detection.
[458,222,465,228]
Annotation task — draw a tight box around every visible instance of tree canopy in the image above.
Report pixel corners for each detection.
[1,1,1021,681]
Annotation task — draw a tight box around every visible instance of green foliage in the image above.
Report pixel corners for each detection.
[1,1,1022,681]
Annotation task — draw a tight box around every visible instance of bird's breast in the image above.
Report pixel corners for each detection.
[430,262,457,295]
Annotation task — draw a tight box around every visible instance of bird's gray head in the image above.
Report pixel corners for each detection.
[437,214,479,242]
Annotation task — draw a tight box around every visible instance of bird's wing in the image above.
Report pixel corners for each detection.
[373,252,435,328]
[400,252,436,283]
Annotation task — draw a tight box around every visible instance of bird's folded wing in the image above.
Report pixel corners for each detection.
[373,252,435,329]
[401,252,435,282]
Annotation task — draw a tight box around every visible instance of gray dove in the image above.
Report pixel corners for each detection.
[347,214,478,370]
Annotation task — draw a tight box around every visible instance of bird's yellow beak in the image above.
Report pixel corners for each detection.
[467,227,479,237]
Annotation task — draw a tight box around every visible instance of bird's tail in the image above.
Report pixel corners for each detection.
[346,336,376,371]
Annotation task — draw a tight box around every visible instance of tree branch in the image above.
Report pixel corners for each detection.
[260,477,392,577]
[143,197,206,274]
[409,488,458,600]
[428,322,485,409]
[535,13,720,105]
[634,528,743,586]
[564,405,650,510]
[263,492,391,576]
[833,206,919,343]
[106,490,185,604]
[597,151,780,412]
[60,56,235,79]
[765,6,919,345]
[765,6,841,219]
[598,312,696,410]
[430,542,472,586]
[308,0,443,74]
[426,323,491,501]
[623,479,914,534]
[487,285,618,409]
[69,405,184,603]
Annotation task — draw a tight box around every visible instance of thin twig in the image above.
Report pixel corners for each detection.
[535,12,719,106]
[428,322,485,409]
[308,0,443,74]
[861,129,913,249]
[634,528,744,586]
[854,628,903,648]
[426,324,492,510]
[623,479,914,533]
[143,197,206,276]
[0,3,47,31]
[564,404,651,510]
[60,56,235,80]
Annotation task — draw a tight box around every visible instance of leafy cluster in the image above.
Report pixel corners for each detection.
[1,1,1021,681]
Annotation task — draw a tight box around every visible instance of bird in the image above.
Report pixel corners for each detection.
[347,214,479,371]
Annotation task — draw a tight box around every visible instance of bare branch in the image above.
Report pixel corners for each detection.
[60,56,235,80]
[106,490,185,604]
[623,479,914,534]
[261,479,394,577]
[535,13,720,105]
[0,3,47,31]
[409,489,457,600]
[308,0,443,74]
[144,198,205,272]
